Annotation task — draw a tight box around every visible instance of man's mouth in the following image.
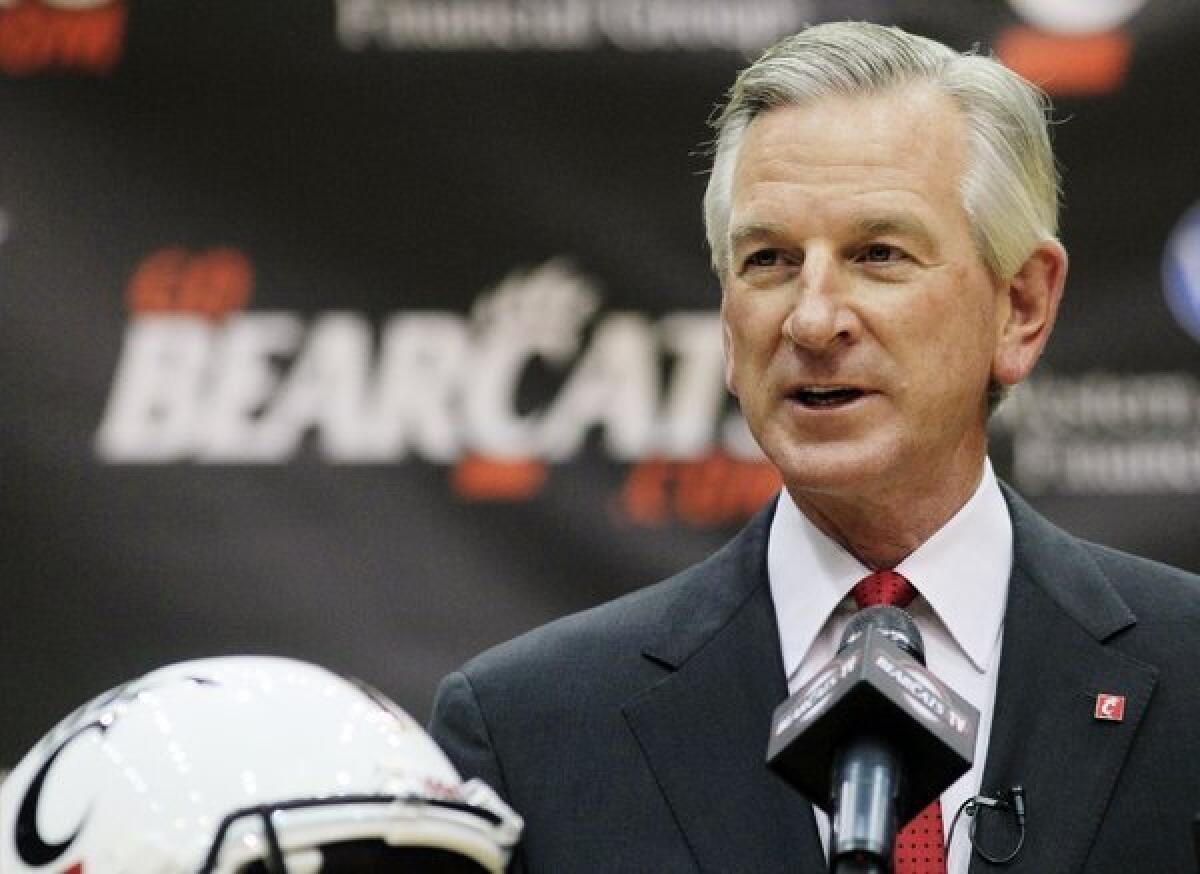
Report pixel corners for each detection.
[790,386,866,408]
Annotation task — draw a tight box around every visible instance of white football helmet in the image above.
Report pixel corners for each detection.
[0,656,521,873]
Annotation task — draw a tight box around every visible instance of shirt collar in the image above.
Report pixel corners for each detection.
[768,460,1012,680]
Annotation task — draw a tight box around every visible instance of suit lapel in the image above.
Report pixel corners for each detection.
[622,506,825,873]
[970,489,1158,873]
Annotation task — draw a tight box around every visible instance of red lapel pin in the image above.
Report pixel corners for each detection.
[1094,693,1126,722]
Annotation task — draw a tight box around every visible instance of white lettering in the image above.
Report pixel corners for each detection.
[995,371,1200,495]
[93,260,767,466]
[656,313,725,457]
[199,314,303,461]
[254,313,373,461]
[875,654,946,718]
[775,665,839,736]
[357,313,468,461]
[1013,435,1200,494]
[334,0,806,53]
[540,314,658,460]
[95,316,213,462]
[465,259,598,458]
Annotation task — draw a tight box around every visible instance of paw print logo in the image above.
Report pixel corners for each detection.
[470,258,600,363]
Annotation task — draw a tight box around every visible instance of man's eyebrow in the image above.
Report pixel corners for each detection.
[728,214,941,257]
[728,222,789,251]
[853,214,937,250]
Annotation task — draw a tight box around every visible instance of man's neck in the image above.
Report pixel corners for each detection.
[787,459,988,570]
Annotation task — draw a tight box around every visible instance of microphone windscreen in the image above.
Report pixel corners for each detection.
[839,604,925,665]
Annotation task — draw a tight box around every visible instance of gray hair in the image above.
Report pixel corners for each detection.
[703,21,1060,282]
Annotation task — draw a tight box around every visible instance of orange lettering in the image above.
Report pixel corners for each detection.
[0,4,54,76]
[127,248,255,319]
[56,1,124,72]
[452,456,548,502]
[0,1,125,75]
[620,459,671,525]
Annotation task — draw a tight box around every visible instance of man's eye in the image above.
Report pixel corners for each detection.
[744,249,782,269]
[858,244,904,263]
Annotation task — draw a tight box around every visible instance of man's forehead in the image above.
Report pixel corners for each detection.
[735,85,966,167]
[726,86,970,232]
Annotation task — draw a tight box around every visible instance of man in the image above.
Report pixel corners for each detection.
[430,21,1200,873]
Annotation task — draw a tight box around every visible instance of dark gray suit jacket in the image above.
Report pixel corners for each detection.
[430,487,1200,872]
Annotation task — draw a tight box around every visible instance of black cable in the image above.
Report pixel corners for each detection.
[945,788,1026,866]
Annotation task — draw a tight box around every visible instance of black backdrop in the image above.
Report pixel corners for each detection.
[3,0,1199,767]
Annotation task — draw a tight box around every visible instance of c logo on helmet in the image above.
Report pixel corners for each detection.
[12,674,218,867]
[14,720,108,866]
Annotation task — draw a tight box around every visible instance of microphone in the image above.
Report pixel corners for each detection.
[947,785,1027,865]
[766,606,980,873]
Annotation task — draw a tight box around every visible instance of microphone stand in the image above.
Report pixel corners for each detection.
[830,734,901,874]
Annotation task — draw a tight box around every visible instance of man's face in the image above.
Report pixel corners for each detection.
[721,86,1007,506]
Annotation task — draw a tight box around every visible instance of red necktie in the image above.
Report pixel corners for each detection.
[850,571,947,874]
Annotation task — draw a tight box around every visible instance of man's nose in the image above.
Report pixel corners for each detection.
[782,257,853,350]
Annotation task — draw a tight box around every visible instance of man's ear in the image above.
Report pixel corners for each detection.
[992,239,1068,388]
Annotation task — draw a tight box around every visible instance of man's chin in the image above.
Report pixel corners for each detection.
[768,444,900,500]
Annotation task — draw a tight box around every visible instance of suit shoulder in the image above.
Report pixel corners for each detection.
[1005,481,1200,625]
[458,504,772,688]
[460,559,703,680]
[1082,539,1200,618]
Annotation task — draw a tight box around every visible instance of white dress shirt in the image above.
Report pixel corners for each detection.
[768,460,1012,874]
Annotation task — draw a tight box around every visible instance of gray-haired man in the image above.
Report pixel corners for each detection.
[431,21,1200,873]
